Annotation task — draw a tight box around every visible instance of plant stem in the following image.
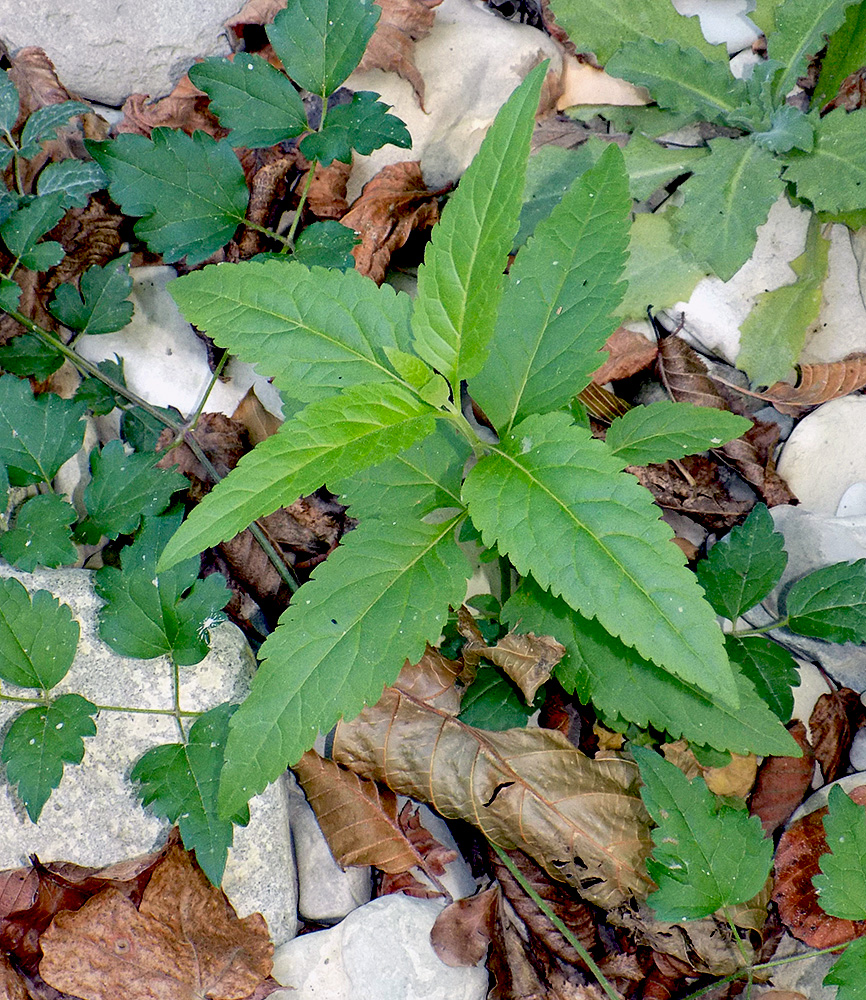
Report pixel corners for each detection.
[0,690,203,719]
[243,216,293,248]
[284,94,328,250]
[728,617,790,638]
[186,348,230,432]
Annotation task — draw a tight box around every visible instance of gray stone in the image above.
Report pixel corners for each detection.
[849,727,866,771]
[0,1,243,106]
[764,934,838,1000]
[270,894,488,1000]
[0,564,299,945]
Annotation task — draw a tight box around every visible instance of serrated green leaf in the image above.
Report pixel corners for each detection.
[738,216,830,386]
[472,143,630,432]
[266,0,379,96]
[0,69,19,133]
[463,411,738,706]
[36,159,107,208]
[632,745,774,920]
[605,401,750,467]
[457,667,536,730]
[19,101,90,152]
[621,134,709,201]
[0,332,64,379]
[411,62,544,388]
[87,129,249,265]
[169,259,410,400]
[1,694,97,821]
[0,192,66,259]
[157,382,437,571]
[616,212,708,318]
[0,494,78,571]
[785,559,866,643]
[0,374,86,486]
[74,358,126,415]
[218,512,472,816]
[825,937,866,1000]
[19,241,64,271]
[547,0,724,64]
[0,276,21,312]
[502,579,799,756]
[606,39,748,125]
[131,703,248,886]
[675,137,784,281]
[293,220,358,270]
[121,404,180,453]
[725,635,799,722]
[696,503,788,620]
[188,54,307,148]
[781,108,866,213]
[813,2,866,108]
[753,105,815,153]
[813,784,866,919]
[300,91,411,166]
[0,577,79,689]
[768,0,862,103]
[79,439,187,543]
[49,254,134,335]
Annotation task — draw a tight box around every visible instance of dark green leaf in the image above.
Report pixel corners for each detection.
[74,358,127,415]
[19,241,64,271]
[0,494,78,571]
[0,333,64,379]
[19,101,90,152]
[0,69,19,133]
[36,160,107,208]
[49,254,134,335]
[824,937,866,1000]
[725,635,799,722]
[786,559,866,643]
[293,220,358,270]
[0,192,66,259]
[300,92,411,165]
[814,784,866,919]
[0,276,21,312]
[0,577,79,689]
[121,404,180,453]
[813,2,866,108]
[457,667,536,730]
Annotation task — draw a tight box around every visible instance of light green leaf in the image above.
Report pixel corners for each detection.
[36,160,107,208]
[0,333,64,379]
[462,411,738,706]
[814,784,866,919]
[1,694,97,821]
[411,62,544,388]
[785,559,866,643]
[266,0,379,96]
[502,579,799,756]
[299,92,411,166]
[753,105,815,153]
[633,745,774,920]
[157,382,437,571]
[0,577,79,690]
[781,108,866,213]
[606,39,748,124]
[457,667,536,730]
[0,374,86,486]
[0,192,66,259]
[676,137,784,281]
[621,134,709,201]
[696,503,788,620]
[49,254,134,335]
[738,219,830,386]
[725,635,799,722]
[616,212,708,318]
[218,513,472,816]
[547,0,724,64]
[813,2,866,108]
[605,400,750,467]
[132,703,248,886]
[19,101,90,152]
[169,259,410,400]
[293,220,358,270]
[825,937,866,1000]
[188,54,307,147]
[87,129,249,265]
[471,143,631,432]
[0,494,78,571]
[0,69,19,133]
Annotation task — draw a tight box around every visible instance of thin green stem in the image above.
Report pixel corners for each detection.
[243,217,293,248]
[284,94,328,250]
[729,617,790,638]
[0,690,203,719]
[186,348,230,432]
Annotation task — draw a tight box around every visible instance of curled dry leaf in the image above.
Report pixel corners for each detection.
[824,67,866,113]
[231,385,283,446]
[0,953,28,1000]
[753,354,866,415]
[430,888,498,967]
[591,326,658,385]
[307,160,352,220]
[238,153,301,257]
[699,753,757,799]
[773,785,866,948]
[809,687,865,783]
[332,651,652,909]
[749,721,815,837]
[225,0,286,34]
[718,418,797,508]
[340,161,439,284]
[118,73,226,139]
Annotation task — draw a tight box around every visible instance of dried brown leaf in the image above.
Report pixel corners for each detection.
[7,47,78,121]
[591,326,658,384]
[306,160,351,220]
[431,888,498,967]
[117,73,226,138]
[357,0,443,107]
[824,66,866,112]
[238,154,301,257]
[39,843,272,1000]
[576,382,632,422]
[340,161,439,284]
[753,354,866,414]
[749,721,815,836]
[332,654,652,909]
[718,418,798,507]
[378,870,443,898]
[231,386,283,445]
[226,0,286,33]
[657,335,731,410]
[0,953,29,1000]
[700,753,757,798]
[809,688,865,782]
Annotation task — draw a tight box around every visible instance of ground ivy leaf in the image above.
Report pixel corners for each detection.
[675,137,784,281]
[0,69,19,133]
[292,220,358,270]
[188,54,307,148]
[632,745,774,921]
[724,635,799,722]
[621,134,709,202]
[36,159,107,208]
[463,411,738,707]
[411,62,544,389]
[605,401,750,468]
[0,578,80,690]
[87,129,249,265]
[813,784,866,919]
[79,440,187,543]
[131,703,248,886]
[472,143,630,432]
[785,559,866,643]
[0,333,64,379]
[169,259,410,400]
[157,382,437,571]
[824,937,866,1000]
[1,694,97,822]
[299,92,411,166]
[0,494,78,572]
[503,579,798,756]
[49,254,134,336]
[457,667,536,730]
[218,513,472,817]
[0,374,86,486]
[696,503,788,620]
[266,0,379,97]
[780,108,866,213]
[0,192,66,259]
[19,101,90,151]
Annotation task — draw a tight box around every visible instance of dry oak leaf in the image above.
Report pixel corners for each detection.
[752,354,866,415]
[809,687,865,783]
[749,721,816,837]
[357,0,443,107]
[332,653,652,909]
[39,843,272,1000]
[306,160,352,220]
[591,326,658,385]
[431,888,498,967]
[340,161,439,284]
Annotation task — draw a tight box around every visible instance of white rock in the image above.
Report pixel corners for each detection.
[0,0,242,106]
[671,0,761,54]
[789,771,866,824]
[763,933,838,1000]
[286,772,372,925]
[0,565,299,945]
[849,727,866,771]
[836,482,866,518]
[271,894,488,1000]
[404,801,479,901]
[790,659,831,735]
